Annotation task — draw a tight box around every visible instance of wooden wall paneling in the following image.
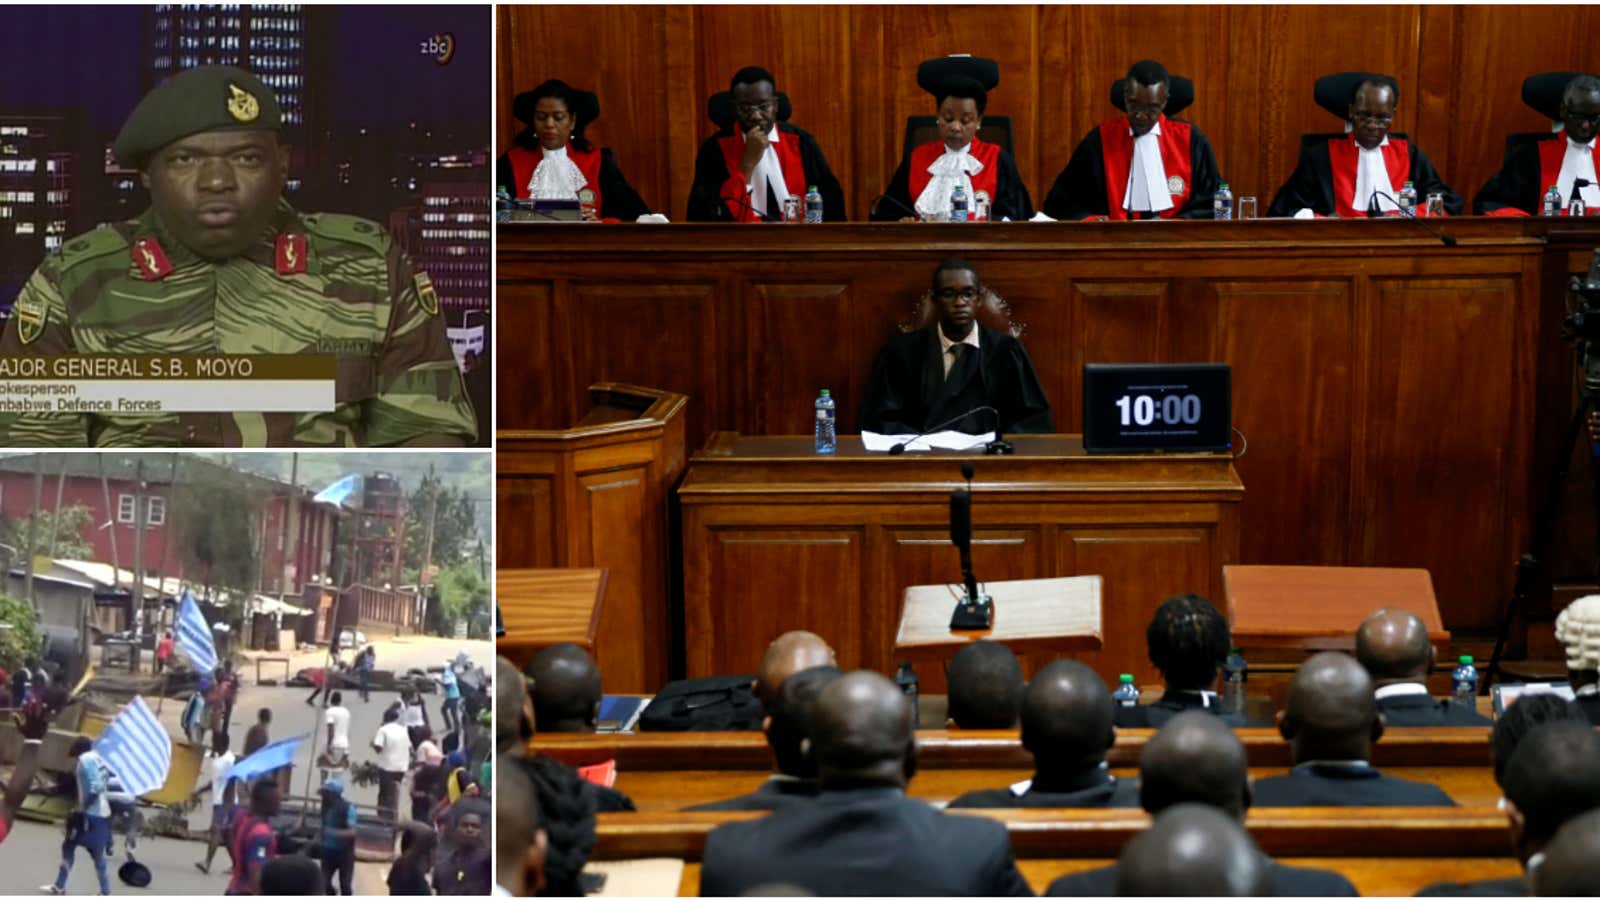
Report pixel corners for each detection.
[1066,281,1173,429]
[575,453,655,693]
[1210,279,1356,567]
[496,468,558,568]
[747,283,854,434]
[1360,277,1525,630]
[1219,6,1271,205]
[1055,526,1213,683]
[988,264,1072,436]
[495,280,558,428]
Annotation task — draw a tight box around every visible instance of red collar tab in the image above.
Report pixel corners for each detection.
[131,237,174,281]
[276,233,307,276]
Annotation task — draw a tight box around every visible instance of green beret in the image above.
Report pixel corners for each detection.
[113,65,283,168]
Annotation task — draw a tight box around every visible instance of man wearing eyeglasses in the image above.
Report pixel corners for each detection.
[1268,76,1461,218]
[687,66,847,222]
[1476,74,1600,216]
[1042,60,1224,221]
[858,258,1052,437]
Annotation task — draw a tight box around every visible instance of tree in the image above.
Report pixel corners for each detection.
[402,476,478,580]
[0,503,95,563]
[172,467,263,600]
[434,562,489,637]
[0,593,43,672]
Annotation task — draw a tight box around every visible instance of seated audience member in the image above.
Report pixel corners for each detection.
[517,755,601,896]
[1042,60,1223,221]
[699,671,1031,896]
[1115,805,1270,897]
[496,656,535,758]
[1419,722,1600,896]
[858,258,1053,437]
[1489,694,1588,788]
[1532,807,1600,896]
[511,656,634,816]
[1047,712,1357,896]
[687,67,847,222]
[755,631,837,709]
[1554,594,1600,724]
[526,644,602,733]
[1253,652,1455,807]
[1354,608,1491,726]
[949,660,1139,809]
[688,666,844,811]
[946,640,1025,729]
[1117,593,1258,728]
[259,856,324,894]
[497,758,547,897]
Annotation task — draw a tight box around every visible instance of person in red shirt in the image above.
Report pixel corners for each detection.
[227,779,280,895]
[155,631,174,675]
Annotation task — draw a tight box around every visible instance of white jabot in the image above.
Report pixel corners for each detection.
[1124,120,1174,213]
[937,324,981,378]
[744,126,789,218]
[1353,136,1397,213]
[915,142,985,219]
[1557,136,1600,209]
[526,144,588,200]
[1374,682,1430,701]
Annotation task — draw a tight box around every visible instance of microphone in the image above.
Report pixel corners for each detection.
[724,189,779,223]
[887,406,1000,455]
[870,193,923,221]
[1572,179,1592,215]
[948,468,992,630]
[1368,190,1457,247]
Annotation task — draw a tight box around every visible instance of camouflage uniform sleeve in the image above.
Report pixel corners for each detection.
[0,256,91,446]
[364,241,477,447]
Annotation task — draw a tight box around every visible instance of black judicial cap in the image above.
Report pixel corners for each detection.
[113,65,282,168]
[1315,72,1400,119]
[513,79,600,133]
[1111,74,1196,117]
[918,56,1001,96]
[1524,72,1596,121]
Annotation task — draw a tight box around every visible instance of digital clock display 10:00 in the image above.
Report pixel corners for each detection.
[1114,393,1204,426]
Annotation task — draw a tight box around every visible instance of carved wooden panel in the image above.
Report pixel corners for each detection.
[497,473,556,568]
[577,466,652,692]
[496,281,559,428]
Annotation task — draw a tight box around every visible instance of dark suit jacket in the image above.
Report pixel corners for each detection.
[1047,858,1359,896]
[699,785,1034,896]
[1415,875,1526,896]
[947,766,1140,809]
[1112,690,1263,729]
[1252,763,1457,807]
[858,324,1053,437]
[684,776,820,811]
[1376,692,1492,727]
[1575,694,1600,725]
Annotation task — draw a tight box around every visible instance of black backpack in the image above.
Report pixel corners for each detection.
[638,674,763,731]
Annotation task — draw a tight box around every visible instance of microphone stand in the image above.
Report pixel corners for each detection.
[870,193,924,221]
[1367,190,1457,247]
[886,406,1002,455]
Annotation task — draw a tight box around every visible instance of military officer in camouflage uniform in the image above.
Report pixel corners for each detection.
[0,65,477,446]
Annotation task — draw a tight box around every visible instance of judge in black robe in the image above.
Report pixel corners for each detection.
[1042,61,1221,220]
[1475,75,1600,215]
[497,79,652,222]
[1268,77,1461,217]
[858,260,1052,437]
[687,67,846,222]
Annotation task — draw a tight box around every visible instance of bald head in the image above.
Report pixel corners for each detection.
[496,655,533,755]
[526,643,602,733]
[1355,608,1434,682]
[1020,660,1115,772]
[756,631,837,707]
[1141,711,1251,819]
[1534,807,1600,896]
[947,640,1024,729]
[809,670,915,787]
[1280,652,1381,763]
[1503,722,1600,858]
[1115,804,1270,896]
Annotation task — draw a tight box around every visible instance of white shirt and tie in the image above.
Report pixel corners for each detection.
[1124,121,1174,214]
[1353,136,1399,214]
[1558,136,1599,209]
[915,142,984,219]
[937,326,980,379]
[743,125,790,219]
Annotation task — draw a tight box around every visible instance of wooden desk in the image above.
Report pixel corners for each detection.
[895,576,1103,661]
[495,568,606,670]
[679,433,1241,686]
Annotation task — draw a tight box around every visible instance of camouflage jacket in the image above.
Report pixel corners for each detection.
[0,200,477,447]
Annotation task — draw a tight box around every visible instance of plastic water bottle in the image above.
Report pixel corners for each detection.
[1572,193,1588,218]
[813,389,836,454]
[804,184,823,223]
[1543,185,1563,216]
[1397,180,1418,216]
[1452,655,1479,704]
[1222,648,1248,715]
[950,183,969,222]
[895,662,920,727]
[1213,183,1233,220]
[1113,674,1140,708]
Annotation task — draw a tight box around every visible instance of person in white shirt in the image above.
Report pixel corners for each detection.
[194,732,237,875]
[319,691,352,781]
[372,708,412,822]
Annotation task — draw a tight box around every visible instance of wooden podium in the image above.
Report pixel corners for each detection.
[680,433,1242,687]
[895,576,1103,677]
[495,568,607,670]
[496,384,687,691]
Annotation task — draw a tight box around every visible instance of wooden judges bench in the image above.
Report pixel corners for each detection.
[536,727,1520,896]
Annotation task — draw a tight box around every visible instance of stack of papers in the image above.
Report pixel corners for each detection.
[861,430,996,452]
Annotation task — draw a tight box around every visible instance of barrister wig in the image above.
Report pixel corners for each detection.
[1556,594,1600,672]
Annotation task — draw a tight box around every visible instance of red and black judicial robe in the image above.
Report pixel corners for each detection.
[1042,114,1221,220]
[1267,133,1462,218]
[496,141,652,221]
[687,123,847,222]
[871,137,1034,222]
[1474,135,1594,216]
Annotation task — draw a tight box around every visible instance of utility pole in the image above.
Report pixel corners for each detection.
[152,455,181,635]
[132,457,146,637]
[419,473,438,633]
[43,455,68,560]
[98,454,121,591]
[24,454,42,611]
[278,453,299,603]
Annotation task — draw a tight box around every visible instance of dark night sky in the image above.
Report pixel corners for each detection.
[0,4,490,134]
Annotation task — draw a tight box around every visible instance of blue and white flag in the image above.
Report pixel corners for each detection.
[226,734,308,783]
[313,474,362,508]
[93,696,172,797]
[176,590,218,674]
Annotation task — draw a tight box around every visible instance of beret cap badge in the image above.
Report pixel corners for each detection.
[227,83,260,123]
